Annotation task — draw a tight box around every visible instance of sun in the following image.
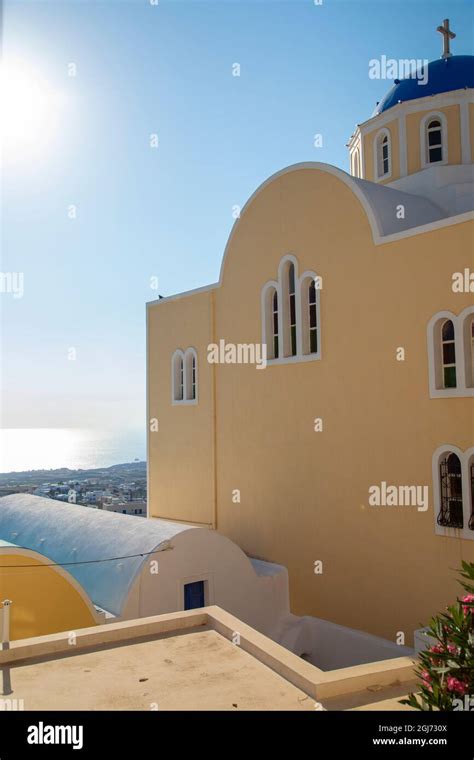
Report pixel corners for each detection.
[0,57,64,164]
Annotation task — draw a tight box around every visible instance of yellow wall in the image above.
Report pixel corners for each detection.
[0,552,97,640]
[469,103,474,161]
[148,165,474,645]
[360,103,464,180]
[148,290,216,526]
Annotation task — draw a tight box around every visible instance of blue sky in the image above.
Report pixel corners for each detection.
[2,0,473,434]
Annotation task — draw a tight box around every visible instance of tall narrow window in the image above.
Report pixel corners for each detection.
[184,348,197,402]
[288,263,297,356]
[172,352,184,402]
[438,453,463,529]
[441,319,456,388]
[191,354,196,400]
[272,289,279,359]
[308,279,317,354]
[427,119,443,164]
[376,131,390,178]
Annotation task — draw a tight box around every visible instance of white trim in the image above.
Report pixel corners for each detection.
[171,347,198,405]
[427,306,474,398]
[146,164,474,310]
[432,445,474,541]
[359,133,365,179]
[261,280,279,360]
[460,101,472,165]
[358,89,474,136]
[184,346,199,403]
[171,349,185,404]
[420,111,448,169]
[398,113,407,177]
[373,127,392,181]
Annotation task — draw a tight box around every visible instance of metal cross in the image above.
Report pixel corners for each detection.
[437,18,456,59]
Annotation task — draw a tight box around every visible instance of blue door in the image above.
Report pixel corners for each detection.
[184,580,205,610]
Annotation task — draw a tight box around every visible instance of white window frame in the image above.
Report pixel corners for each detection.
[184,347,198,403]
[420,112,448,169]
[432,445,474,540]
[374,128,392,181]
[261,255,321,365]
[427,307,474,397]
[171,347,198,405]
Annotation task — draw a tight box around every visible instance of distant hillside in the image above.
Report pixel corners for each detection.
[0,461,146,486]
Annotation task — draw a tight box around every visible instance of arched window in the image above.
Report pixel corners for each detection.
[280,259,298,358]
[300,274,319,356]
[441,319,456,388]
[262,283,279,360]
[438,452,463,529]
[421,113,447,168]
[172,350,184,402]
[426,119,443,164]
[184,348,198,401]
[262,256,321,364]
[288,262,297,357]
[272,289,279,359]
[375,130,391,179]
[463,314,474,389]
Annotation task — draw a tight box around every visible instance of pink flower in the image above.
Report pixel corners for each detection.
[447,643,458,655]
[429,644,444,654]
[461,593,474,616]
[446,676,469,695]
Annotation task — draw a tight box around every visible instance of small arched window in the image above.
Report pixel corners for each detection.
[288,262,297,357]
[184,349,197,401]
[426,119,443,164]
[438,452,463,529]
[375,130,391,179]
[441,319,456,388]
[172,351,184,402]
[272,289,279,359]
[463,315,474,389]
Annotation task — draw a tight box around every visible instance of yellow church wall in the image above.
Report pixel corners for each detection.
[406,104,462,174]
[0,550,98,640]
[363,119,400,183]
[148,165,473,645]
[148,289,216,526]
[469,103,474,160]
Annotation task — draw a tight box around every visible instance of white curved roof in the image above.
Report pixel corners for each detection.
[0,494,197,615]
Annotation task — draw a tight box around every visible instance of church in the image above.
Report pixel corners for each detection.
[147,22,474,646]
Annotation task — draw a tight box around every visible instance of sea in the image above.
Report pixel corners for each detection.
[0,428,146,473]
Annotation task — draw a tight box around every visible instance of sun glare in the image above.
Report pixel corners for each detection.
[1,57,64,163]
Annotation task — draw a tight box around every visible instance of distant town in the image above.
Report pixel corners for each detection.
[0,461,147,517]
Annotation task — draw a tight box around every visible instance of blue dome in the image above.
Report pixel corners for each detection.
[373,55,474,115]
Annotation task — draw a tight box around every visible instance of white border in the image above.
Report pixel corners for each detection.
[427,306,474,398]
[432,445,474,540]
[420,111,448,169]
[373,127,392,181]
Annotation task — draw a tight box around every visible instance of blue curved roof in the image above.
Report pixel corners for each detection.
[373,55,474,115]
[0,494,196,615]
